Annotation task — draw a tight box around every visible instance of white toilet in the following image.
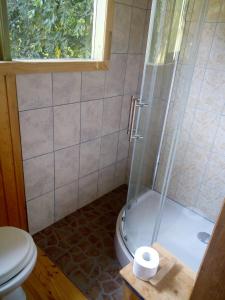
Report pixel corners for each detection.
[0,227,37,300]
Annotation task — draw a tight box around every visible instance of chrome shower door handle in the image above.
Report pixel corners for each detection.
[127,96,149,141]
[127,96,138,141]
[127,96,136,137]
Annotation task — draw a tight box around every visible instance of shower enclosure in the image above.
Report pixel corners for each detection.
[115,0,215,272]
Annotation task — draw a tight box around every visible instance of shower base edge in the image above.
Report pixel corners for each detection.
[115,190,214,271]
[115,208,132,267]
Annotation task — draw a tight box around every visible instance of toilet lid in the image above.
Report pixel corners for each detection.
[0,227,35,285]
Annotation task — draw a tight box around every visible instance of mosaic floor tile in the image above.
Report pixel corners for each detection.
[33,185,127,300]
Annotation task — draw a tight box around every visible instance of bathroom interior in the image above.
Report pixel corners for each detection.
[0,0,225,299]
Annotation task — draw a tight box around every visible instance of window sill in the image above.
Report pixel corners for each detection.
[0,59,109,75]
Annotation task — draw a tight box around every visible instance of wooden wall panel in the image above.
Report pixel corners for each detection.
[6,75,27,229]
[191,199,225,300]
[0,164,8,225]
[0,74,27,229]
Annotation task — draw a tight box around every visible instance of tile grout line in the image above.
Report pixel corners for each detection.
[51,72,56,223]
[27,160,128,204]
[97,71,106,197]
[23,129,127,162]
[18,93,130,113]
[78,72,83,208]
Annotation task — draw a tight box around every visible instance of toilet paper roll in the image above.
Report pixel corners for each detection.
[133,246,159,281]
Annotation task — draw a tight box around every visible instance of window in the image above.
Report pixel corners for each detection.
[0,0,113,73]
[7,0,94,60]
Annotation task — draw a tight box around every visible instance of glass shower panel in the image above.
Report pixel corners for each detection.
[153,1,211,271]
[123,0,189,255]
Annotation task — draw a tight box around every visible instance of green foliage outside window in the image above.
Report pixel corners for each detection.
[7,0,94,59]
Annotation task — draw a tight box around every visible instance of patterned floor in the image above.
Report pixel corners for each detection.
[33,185,127,300]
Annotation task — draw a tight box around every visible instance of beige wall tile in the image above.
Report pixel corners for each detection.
[120,95,131,130]
[196,23,216,67]
[154,64,174,101]
[166,167,180,200]
[133,0,148,9]
[181,145,209,176]
[124,54,141,95]
[23,153,54,200]
[129,7,146,54]
[115,159,128,187]
[81,71,105,101]
[78,172,98,209]
[142,9,150,54]
[196,192,223,221]
[174,145,210,208]
[175,182,198,208]
[179,22,196,64]
[213,116,225,155]
[55,181,78,221]
[20,108,53,159]
[187,67,205,109]
[164,3,225,220]
[206,0,221,22]
[55,145,79,188]
[186,0,195,22]
[111,3,132,53]
[149,99,167,136]
[117,130,129,161]
[53,72,81,105]
[142,64,160,101]
[136,55,145,95]
[79,138,101,177]
[116,0,132,4]
[190,110,219,150]
[98,165,116,197]
[16,73,52,111]
[147,0,152,9]
[164,110,175,136]
[153,163,164,193]
[197,153,225,220]
[105,54,127,97]
[54,103,80,150]
[81,99,103,142]
[27,192,54,234]
[100,132,119,168]
[220,1,225,21]
[201,153,225,193]
[178,109,194,143]
[102,96,122,135]
[189,0,206,21]
[209,23,225,70]
[198,69,225,113]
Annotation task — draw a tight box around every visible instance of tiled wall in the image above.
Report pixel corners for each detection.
[17,0,151,234]
[156,0,225,222]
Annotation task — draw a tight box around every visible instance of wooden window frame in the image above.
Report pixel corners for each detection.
[0,0,114,75]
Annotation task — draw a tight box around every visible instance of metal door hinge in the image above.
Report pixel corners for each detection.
[131,134,144,141]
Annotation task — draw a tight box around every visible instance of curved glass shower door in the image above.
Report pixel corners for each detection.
[122,0,209,262]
